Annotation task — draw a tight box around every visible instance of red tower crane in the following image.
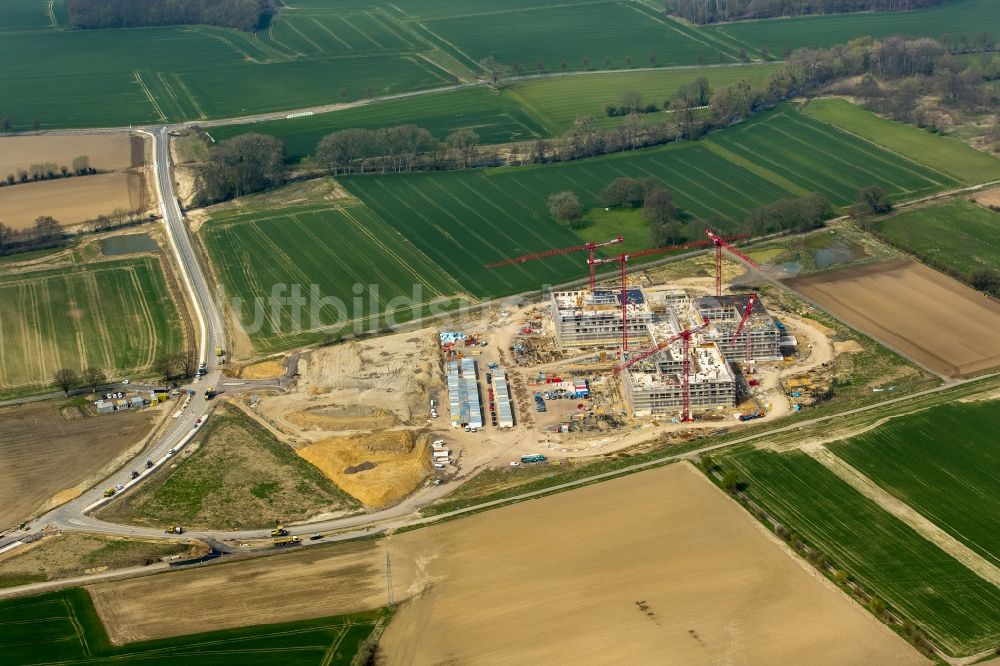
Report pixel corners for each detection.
[486,236,624,290]
[589,252,633,352]
[587,239,722,352]
[730,293,757,369]
[706,229,761,297]
[616,318,710,422]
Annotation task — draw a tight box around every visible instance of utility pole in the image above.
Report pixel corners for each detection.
[385,550,395,605]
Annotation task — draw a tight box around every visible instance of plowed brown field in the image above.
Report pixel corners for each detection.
[786,260,1000,378]
[0,173,141,229]
[0,401,155,529]
[88,464,925,664]
[0,134,136,175]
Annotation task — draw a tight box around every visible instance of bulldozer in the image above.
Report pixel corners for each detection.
[270,525,289,537]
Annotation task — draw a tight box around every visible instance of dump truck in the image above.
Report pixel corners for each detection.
[273,536,300,546]
[103,487,116,497]
[215,346,224,357]
[165,526,184,534]
[271,526,289,537]
[204,387,215,399]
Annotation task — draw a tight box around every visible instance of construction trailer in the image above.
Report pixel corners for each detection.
[550,288,652,350]
[446,358,483,429]
[492,368,515,428]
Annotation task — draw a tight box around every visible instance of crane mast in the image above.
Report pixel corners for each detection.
[618,318,710,422]
[730,294,757,369]
[706,229,760,297]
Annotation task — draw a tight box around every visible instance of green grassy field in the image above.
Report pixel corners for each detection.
[720,447,1000,656]
[210,87,547,162]
[0,0,757,130]
[877,198,1000,275]
[98,405,358,528]
[415,0,731,73]
[201,194,470,352]
[827,400,1000,568]
[506,64,779,133]
[0,20,451,129]
[0,587,387,665]
[209,63,779,162]
[803,98,1000,185]
[702,0,1000,55]
[3,0,54,31]
[0,257,185,399]
[711,105,958,203]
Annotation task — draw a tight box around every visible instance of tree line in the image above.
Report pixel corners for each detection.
[1,156,95,188]
[66,0,274,31]
[0,206,152,257]
[547,175,834,248]
[663,0,947,24]
[0,217,65,256]
[203,35,999,203]
[196,133,286,205]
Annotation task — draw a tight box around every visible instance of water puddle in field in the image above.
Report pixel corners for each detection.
[100,233,158,256]
[811,238,866,269]
[777,261,802,277]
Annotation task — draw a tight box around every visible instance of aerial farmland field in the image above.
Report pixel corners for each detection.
[506,63,779,133]
[803,98,1000,184]
[877,199,1000,276]
[208,63,780,162]
[787,260,1000,378]
[345,104,957,250]
[720,447,1000,657]
[0,257,186,398]
[710,106,957,203]
[826,400,1000,568]
[83,463,925,663]
[200,198,473,353]
[0,21,452,129]
[702,0,1000,55]
[0,588,388,665]
[416,1,729,73]
[0,400,157,530]
[209,87,548,162]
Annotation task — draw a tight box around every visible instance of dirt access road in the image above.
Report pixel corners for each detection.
[87,463,926,664]
[787,260,1000,378]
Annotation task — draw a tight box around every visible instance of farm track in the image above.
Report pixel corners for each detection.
[804,445,1000,588]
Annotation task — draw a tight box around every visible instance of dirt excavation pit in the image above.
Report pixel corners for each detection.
[256,332,436,434]
[285,405,398,432]
[297,430,430,508]
[236,359,285,379]
[787,260,1000,378]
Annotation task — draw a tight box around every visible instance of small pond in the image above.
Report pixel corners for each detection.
[100,233,158,256]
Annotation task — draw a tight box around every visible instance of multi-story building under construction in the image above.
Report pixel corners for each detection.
[550,288,652,350]
[698,294,781,362]
[621,342,736,417]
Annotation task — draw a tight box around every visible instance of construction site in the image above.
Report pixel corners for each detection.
[429,230,836,461]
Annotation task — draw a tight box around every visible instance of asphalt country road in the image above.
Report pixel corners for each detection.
[0,129,227,552]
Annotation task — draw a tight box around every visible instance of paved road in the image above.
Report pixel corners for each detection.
[0,129,228,551]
